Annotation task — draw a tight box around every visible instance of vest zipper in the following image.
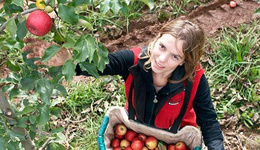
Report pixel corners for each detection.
[155,87,185,116]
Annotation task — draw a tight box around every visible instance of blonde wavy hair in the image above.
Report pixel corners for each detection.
[140,19,205,83]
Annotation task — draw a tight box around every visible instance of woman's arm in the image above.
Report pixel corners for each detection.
[193,75,224,149]
[76,49,135,80]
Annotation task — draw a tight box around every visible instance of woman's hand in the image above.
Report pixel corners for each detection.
[22,38,72,67]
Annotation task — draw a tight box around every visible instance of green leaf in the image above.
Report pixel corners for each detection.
[62,60,76,81]
[85,35,97,62]
[4,2,23,13]
[48,67,63,81]
[58,4,79,24]
[94,43,109,72]
[255,7,260,14]
[141,0,154,10]
[79,61,99,78]
[50,107,61,117]
[72,0,92,6]
[6,18,17,38]
[55,84,67,97]
[110,0,122,14]
[121,2,129,16]
[16,20,27,41]
[57,0,67,3]
[51,27,64,44]
[7,142,18,150]
[51,127,64,133]
[12,0,23,7]
[7,129,25,141]
[29,115,37,124]
[100,0,110,14]
[22,106,36,115]
[36,78,54,104]
[78,16,93,30]
[38,105,50,126]
[47,143,66,150]
[20,77,38,90]
[63,34,76,48]
[73,36,89,62]
[9,87,19,100]
[0,17,7,25]
[41,45,61,62]
[6,60,20,72]
[22,51,39,70]
[50,0,56,8]
[17,117,28,128]
[0,137,5,150]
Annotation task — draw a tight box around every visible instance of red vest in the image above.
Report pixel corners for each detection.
[124,47,204,129]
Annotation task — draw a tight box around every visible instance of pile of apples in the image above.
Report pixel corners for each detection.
[111,123,189,150]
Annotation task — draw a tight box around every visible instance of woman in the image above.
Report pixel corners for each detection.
[23,19,224,149]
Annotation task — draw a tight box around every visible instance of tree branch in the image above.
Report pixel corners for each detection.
[0,0,51,32]
[0,7,38,32]
[0,90,36,150]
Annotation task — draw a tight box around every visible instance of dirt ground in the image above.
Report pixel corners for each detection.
[99,0,260,149]
[101,0,259,52]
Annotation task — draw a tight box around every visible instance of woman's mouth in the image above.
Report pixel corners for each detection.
[154,60,164,69]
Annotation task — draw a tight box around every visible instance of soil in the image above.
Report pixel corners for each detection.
[101,0,259,52]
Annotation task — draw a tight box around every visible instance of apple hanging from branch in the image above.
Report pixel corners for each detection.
[26,10,53,36]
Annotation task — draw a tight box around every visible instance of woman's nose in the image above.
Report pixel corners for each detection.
[158,53,168,62]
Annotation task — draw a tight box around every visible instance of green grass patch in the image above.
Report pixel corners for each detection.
[205,20,260,128]
[60,75,125,149]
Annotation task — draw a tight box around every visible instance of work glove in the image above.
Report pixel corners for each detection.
[22,38,71,67]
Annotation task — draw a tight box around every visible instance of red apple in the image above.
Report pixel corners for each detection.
[175,141,187,150]
[142,146,149,150]
[26,10,52,36]
[115,123,127,136]
[114,132,124,139]
[120,139,131,149]
[145,136,158,150]
[111,138,121,148]
[131,138,144,150]
[113,147,122,150]
[125,146,133,150]
[137,133,147,142]
[229,1,237,8]
[167,144,176,150]
[125,129,138,142]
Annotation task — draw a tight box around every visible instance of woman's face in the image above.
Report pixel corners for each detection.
[151,34,185,77]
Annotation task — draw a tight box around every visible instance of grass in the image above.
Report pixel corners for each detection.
[59,75,126,149]
[204,20,260,128]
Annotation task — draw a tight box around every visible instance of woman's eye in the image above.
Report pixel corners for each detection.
[172,54,179,60]
[159,43,166,50]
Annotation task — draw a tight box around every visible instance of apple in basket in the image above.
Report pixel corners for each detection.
[120,139,131,149]
[145,136,158,149]
[175,141,188,150]
[115,123,128,136]
[125,129,138,142]
[131,138,144,150]
[111,138,120,148]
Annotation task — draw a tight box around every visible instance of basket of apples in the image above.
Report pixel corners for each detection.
[98,106,202,150]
